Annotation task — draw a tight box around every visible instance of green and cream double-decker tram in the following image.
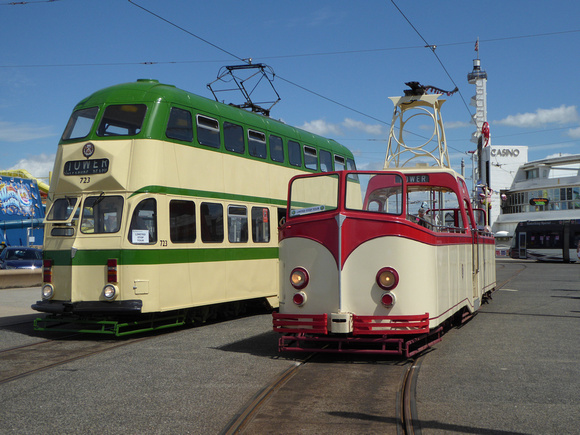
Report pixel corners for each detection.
[33,79,355,335]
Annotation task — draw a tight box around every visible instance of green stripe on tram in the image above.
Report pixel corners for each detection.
[129,185,287,207]
[45,246,279,267]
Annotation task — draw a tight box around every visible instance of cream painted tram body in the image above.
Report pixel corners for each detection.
[273,168,496,356]
[33,79,355,335]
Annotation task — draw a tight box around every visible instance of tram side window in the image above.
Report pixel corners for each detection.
[201,202,224,243]
[288,141,302,167]
[97,104,147,137]
[304,146,318,171]
[196,115,220,148]
[81,196,124,234]
[62,107,99,140]
[228,206,248,243]
[128,198,157,244]
[166,107,193,142]
[464,200,475,229]
[334,155,345,171]
[320,149,332,172]
[170,200,196,243]
[252,207,270,243]
[224,122,244,154]
[248,130,267,159]
[269,135,284,163]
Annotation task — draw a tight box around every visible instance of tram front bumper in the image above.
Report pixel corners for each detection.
[31,299,143,315]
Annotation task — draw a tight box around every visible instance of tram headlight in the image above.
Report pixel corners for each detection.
[41,284,54,300]
[102,284,118,301]
[290,267,309,290]
[292,291,307,306]
[376,267,399,290]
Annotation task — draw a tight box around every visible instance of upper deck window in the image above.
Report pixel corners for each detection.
[269,135,284,163]
[334,155,346,171]
[224,122,244,154]
[304,146,318,171]
[97,104,147,137]
[319,149,332,172]
[197,115,220,148]
[62,107,99,140]
[248,130,267,159]
[166,107,193,142]
[288,141,302,167]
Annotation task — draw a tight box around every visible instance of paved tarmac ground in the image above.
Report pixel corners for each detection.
[417,259,580,434]
[0,259,579,434]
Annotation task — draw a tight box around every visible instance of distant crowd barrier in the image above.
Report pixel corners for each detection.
[0,269,42,289]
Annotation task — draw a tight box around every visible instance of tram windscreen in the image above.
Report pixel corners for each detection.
[97,104,147,137]
[289,174,338,217]
[62,107,98,140]
[351,173,403,214]
[80,195,124,234]
[47,197,79,221]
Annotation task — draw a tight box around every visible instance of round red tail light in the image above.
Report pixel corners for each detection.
[381,292,396,307]
[376,267,399,290]
[290,267,309,289]
[293,291,307,306]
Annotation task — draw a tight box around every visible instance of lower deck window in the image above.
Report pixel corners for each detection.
[228,206,248,243]
[201,202,224,243]
[252,207,270,243]
[128,198,157,244]
[170,200,196,243]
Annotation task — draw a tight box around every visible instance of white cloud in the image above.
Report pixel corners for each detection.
[342,118,383,136]
[496,105,579,128]
[300,119,342,136]
[444,121,470,129]
[0,120,56,142]
[567,126,580,138]
[8,153,55,180]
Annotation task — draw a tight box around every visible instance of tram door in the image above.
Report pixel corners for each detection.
[518,232,527,259]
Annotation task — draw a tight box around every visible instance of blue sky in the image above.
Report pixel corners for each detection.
[1,0,579,185]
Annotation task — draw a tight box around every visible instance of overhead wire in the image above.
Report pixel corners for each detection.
[389,0,473,121]
[5,1,576,152]
[126,0,393,130]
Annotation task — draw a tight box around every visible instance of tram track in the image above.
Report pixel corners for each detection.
[397,357,422,435]
[222,353,422,434]
[0,334,151,385]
